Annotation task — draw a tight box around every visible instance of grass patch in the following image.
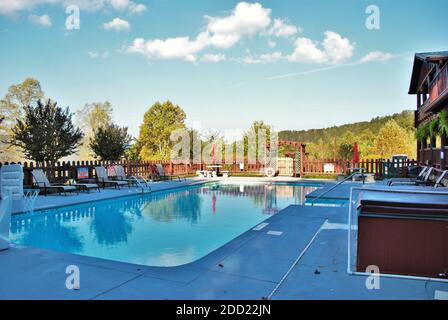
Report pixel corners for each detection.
[229,172,265,178]
[303,174,338,180]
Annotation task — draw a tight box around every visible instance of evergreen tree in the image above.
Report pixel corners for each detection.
[10,100,84,163]
[89,124,132,161]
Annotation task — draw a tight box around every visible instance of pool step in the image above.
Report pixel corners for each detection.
[304,198,348,207]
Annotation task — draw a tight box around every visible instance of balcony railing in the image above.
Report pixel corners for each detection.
[429,64,448,104]
[417,98,432,123]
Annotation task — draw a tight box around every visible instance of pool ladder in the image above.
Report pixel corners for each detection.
[310,172,362,206]
[129,176,152,194]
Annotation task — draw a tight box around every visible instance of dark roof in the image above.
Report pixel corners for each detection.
[415,51,448,61]
[409,51,448,94]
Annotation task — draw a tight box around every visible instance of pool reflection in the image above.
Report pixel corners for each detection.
[10,182,319,266]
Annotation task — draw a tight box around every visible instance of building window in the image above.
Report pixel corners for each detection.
[436,136,442,148]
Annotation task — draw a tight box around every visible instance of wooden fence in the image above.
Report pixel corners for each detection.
[0,160,271,186]
[301,158,418,178]
[0,160,197,186]
[0,158,419,186]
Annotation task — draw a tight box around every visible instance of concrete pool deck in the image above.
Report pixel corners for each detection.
[1,177,447,300]
[2,203,447,299]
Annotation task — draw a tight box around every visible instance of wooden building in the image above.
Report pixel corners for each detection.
[409,51,448,168]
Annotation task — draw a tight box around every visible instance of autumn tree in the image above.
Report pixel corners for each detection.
[138,101,186,161]
[244,120,272,162]
[374,119,414,159]
[75,101,113,159]
[89,124,132,161]
[306,138,334,160]
[336,132,356,160]
[0,78,44,161]
[124,139,142,161]
[10,100,84,163]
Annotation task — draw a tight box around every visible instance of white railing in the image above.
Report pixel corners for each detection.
[129,176,152,194]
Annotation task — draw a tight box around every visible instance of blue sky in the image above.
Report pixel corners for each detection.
[0,0,447,138]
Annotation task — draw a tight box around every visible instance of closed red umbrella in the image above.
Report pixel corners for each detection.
[211,143,216,164]
[353,143,359,163]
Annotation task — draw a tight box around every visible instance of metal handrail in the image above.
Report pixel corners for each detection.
[129,176,151,194]
[310,171,364,206]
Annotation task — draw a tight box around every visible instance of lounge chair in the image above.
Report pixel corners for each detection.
[155,164,186,182]
[387,166,429,186]
[434,170,448,188]
[388,167,433,186]
[69,180,100,193]
[113,165,150,187]
[196,170,210,178]
[32,169,78,196]
[94,166,129,189]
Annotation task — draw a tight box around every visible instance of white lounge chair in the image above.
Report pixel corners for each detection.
[32,169,78,196]
[69,180,100,193]
[95,166,129,189]
[155,164,186,182]
[196,170,209,178]
[435,170,448,188]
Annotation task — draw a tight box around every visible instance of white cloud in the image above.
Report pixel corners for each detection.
[266,19,300,37]
[322,31,354,62]
[289,31,354,64]
[289,38,327,64]
[128,2,146,14]
[0,0,146,16]
[205,2,271,46]
[243,51,283,64]
[184,54,197,63]
[0,0,54,16]
[103,17,130,31]
[109,0,146,14]
[68,0,107,12]
[201,53,226,63]
[127,2,275,61]
[109,0,129,10]
[127,33,209,61]
[28,13,52,27]
[267,40,277,48]
[88,50,110,58]
[126,2,351,66]
[360,51,394,63]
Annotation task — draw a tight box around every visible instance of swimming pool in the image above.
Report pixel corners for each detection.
[10,182,320,267]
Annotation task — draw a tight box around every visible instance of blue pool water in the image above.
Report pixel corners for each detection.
[10,182,320,266]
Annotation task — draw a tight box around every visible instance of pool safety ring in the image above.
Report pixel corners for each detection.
[265,167,276,177]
